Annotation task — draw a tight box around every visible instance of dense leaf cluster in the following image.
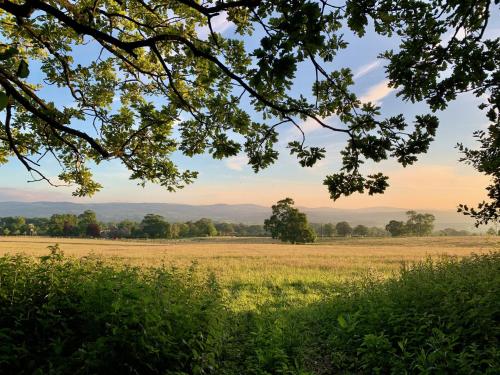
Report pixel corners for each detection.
[264,197,316,243]
[0,246,224,374]
[0,1,496,223]
[308,253,500,373]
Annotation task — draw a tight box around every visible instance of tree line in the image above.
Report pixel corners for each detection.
[1,207,491,241]
[264,199,491,244]
[0,211,267,239]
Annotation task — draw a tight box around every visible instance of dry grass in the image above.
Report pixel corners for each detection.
[0,236,497,277]
[1,235,498,310]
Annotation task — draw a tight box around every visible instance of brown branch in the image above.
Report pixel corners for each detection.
[175,0,261,16]
[0,75,110,158]
[2,0,351,136]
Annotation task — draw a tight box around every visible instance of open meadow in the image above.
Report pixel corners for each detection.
[1,235,498,311]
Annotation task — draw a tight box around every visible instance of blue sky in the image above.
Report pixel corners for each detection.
[0,12,497,209]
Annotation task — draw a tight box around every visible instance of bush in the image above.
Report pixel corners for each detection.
[218,253,500,374]
[0,245,223,375]
[302,253,500,373]
[1,247,498,374]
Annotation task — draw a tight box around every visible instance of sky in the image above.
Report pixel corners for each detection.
[0,10,497,210]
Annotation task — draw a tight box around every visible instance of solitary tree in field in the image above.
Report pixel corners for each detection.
[0,1,497,224]
[335,221,353,237]
[265,198,316,244]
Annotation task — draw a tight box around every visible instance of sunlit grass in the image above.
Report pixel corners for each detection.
[0,235,498,311]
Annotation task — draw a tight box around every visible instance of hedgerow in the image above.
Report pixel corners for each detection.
[0,245,223,374]
[0,247,498,374]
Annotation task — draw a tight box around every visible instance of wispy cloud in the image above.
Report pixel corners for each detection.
[359,79,395,104]
[353,60,381,79]
[292,79,394,138]
[295,116,326,135]
[225,155,248,171]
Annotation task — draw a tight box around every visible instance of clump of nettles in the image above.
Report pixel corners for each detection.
[0,247,224,374]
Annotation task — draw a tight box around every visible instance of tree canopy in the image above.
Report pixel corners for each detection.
[0,0,498,223]
[335,221,352,237]
[385,220,406,237]
[264,198,316,244]
[385,210,435,236]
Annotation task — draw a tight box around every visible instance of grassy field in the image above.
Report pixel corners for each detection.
[1,235,498,311]
[1,235,498,373]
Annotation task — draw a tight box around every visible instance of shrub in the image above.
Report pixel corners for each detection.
[1,246,498,374]
[304,253,500,373]
[0,245,223,375]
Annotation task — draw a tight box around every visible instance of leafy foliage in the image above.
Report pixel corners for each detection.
[0,246,224,374]
[304,253,500,373]
[385,210,435,237]
[335,221,353,237]
[353,224,369,236]
[264,198,316,244]
[1,0,496,218]
[385,220,406,237]
[0,246,498,373]
[457,124,500,226]
[405,210,435,236]
[140,213,171,238]
[222,252,500,374]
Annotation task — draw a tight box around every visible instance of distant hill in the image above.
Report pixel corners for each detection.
[0,201,478,230]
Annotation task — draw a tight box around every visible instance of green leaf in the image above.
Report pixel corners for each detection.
[0,47,18,60]
[337,314,348,328]
[0,92,8,111]
[17,60,29,78]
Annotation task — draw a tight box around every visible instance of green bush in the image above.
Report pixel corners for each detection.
[1,247,498,374]
[302,253,500,374]
[0,245,223,374]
